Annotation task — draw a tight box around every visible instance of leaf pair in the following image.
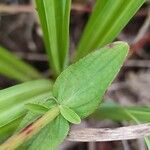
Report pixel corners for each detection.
[0,41,129,150]
[27,41,128,127]
[26,100,81,125]
[12,41,129,150]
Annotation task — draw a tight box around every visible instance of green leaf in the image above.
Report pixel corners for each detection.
[75,0,145,60]
[53,42,129,118]
[54,0,71,69]
[0,116,23,144]
[125,109,150,150]
[145,137,150,150]
[36,0,71,75]
[30,115,69,150]
[91,101,132,121]
[92,101,150,122]
[60,105,81,124]
[126,108,150,122]
[25,97,59,115]
[18,114,69,150]
[25,103,49,115]
[16,112,40,134]
[16,99,57,132]
[45,98,58,109]
[0,79,52,127]
[0,46,42,82]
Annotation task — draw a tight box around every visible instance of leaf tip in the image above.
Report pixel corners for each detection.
[114,41,129,50]
[107,41,129,57]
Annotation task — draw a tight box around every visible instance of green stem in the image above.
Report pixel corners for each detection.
[0,106,60,150]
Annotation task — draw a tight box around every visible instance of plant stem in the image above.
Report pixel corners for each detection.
[0,106,60,150]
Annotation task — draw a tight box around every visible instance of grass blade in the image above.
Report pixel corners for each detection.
[92,101,150,122]
[0,79,53,127]
[125,108,150,150]
[75,0,145,60]
[36,0,71,75]
[55,1,71,69]
[0,47,42,82]
[0,116,23,144]
[91,101,131,121]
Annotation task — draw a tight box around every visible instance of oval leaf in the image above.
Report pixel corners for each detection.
[60,105,81,124]
[53,42,129,118]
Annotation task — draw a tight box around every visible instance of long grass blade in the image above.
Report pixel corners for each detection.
[125,108,150,150]
[0,116,23,143]
[36,0,71,76]
[0,47,42,82]
[0,79,53,127]
[75,0,145,60]
[92,101,150,122]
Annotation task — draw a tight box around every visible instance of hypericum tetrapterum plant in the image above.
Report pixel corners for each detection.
[0,0,146,150]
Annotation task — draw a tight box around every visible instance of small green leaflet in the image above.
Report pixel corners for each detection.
[25,103,49,115]
[60,105,81,124]
[53,42,129,118]
[16,99,58,133]
[25,97,58,115]
[26,102,81,124]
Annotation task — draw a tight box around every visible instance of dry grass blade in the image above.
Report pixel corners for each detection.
[0,4,89,14]
[0,5,33,14]
[68,123,150,142]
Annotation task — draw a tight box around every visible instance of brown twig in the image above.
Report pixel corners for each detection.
[68,123,150,142]
[15,52,150,68]
[0,4,92,15]
[0,5,33,14]
[131,33,150,53]
[125,60,150,68]
[133,8,150,44]
[0,3,149,15]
